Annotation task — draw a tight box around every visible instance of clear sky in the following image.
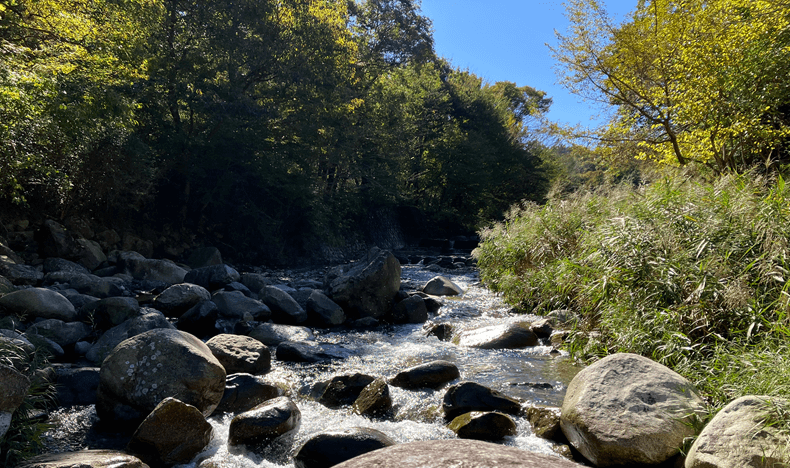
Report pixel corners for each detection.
[418,0,637,127]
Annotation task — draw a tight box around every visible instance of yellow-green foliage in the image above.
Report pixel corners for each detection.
[476,171,790,408]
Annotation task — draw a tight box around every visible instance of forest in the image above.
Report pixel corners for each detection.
[0,0,554,263]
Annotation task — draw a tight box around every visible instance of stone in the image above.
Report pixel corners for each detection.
[294,427,396,468]
[353,378,392,418]
[43,258,90,274]
[240,273,271,295]
[206,334,271,375]
[422,276,463,296]
[96,329,226,428]
[96,229,121,251]
[176,300,220,338]
[529,318,554,338]
[0,259,42,285]
[306,290,346,327]
[84,296,141,330]
[259,285,307,324]
[86,309,174,364]
[23,332,65,357]
[121,235,154,258]
[26,319,91,347]
[317,373,376,408]
[324,247,401,320]
[0,274,14,294]
[447,411,518,441]
[187,247,223,269]
[686,395,789,468]
[425,323,453,341]
[44,271,123,298]
[120,254,187,285]
[390,360,460,389]
[58,289,100,311]
[75,238,107,271]
[152,283,211,317]
[127,397,213,467]
[228,396,301,446]
[443,381,522,420]
[456,322,538,349]
[212,290,271,321]
[332,439,588,468]
[54,366,101,406]
[525,406,563,441]
[0,288,76,321]
[275,341,348,363]
[560,353,705,467]
[215,373,283,414]
[36,219,77,259]
[184,264,241,290]
[0,364,30,412]
[389,295,428,324]
[248,322,314,346]
[18,450,149,468]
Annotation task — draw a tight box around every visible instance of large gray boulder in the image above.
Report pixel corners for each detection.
[324,248,401,320]
[206,334,271,375]
[389,295,428,324]
[353,378,392,418]
[228,396,301,446]
[176,300,219,338]
[315,373,376,409]
[249,323,314,347]
[560,353,705,467]
[216,373,283,414]
[212,290,271,321]
[259,285,307,324]
[333,439,587,468]
[18,450,149,468]
[422,276,463,296]
[447,411,518,441]
[685,395,788,468]
[306,290,345,327]
[294,427,396,468]
[456,322,538,349]
[152,283,211,317]
[96,329,226,428]
[86,309,174,364]
[0,288,76,321]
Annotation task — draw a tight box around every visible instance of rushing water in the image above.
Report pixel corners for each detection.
[43,264,581,467]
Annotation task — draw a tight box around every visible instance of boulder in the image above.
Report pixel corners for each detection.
[443,381,522,420]
[176,300,219,338]
[240,273,271,295]
[294,427,396,468]
[686,395,788,468]
[316,373,376,408]
[332,439,588,468]
[152,283,211,317]
[55,366,100,406]
[525,406,563,441]
[390,360,460,389]
[126,397,213,467]
[0,288,76,321]
[43,258,90,274]
[86,309,174,364]
[529,318,554,338]
[23,332,65,357]
[456,323,538,349]
[84,297,141,330]
[425,323,453,341]
[389,295,428,324]
[187,247,223,269]
[18,450,149,468]
[44,271,123,298]
[184,264,240,290]
[58,289,100,311]
[447,411,518,441]
[422,276,463,296]
[324,247,401,320]
[117,252,187,284]
[212,290,271,321]
[121,235,153,258]
[206,334,271,375]
[249,323,314,347]
[26,319,91,347]
[275,341,347,363]
[560,353,704,467]
[228,396,301,446]
[306,290,346,327]
[96,329,226,428]
[74,239,107,271]
[0,260,43,285]
[215,373,283,414]
[36,219,77,259]
[353,378,392,418]
[259,285,307,324]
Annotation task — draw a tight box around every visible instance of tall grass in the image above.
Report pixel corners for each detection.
[476,171,790,411]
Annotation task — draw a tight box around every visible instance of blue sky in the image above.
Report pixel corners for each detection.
[419,0,637,127]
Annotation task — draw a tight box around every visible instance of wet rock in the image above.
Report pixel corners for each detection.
[443,381,522,420]
[206,334,271,375]
[529,318,554,338]
[390,360,460,389]
[18,450,149,468]
[0,288,76,321]
[306,290,345,327]
[216,373,283,414]
[332,439,588,468]
[84,297,141,330]
[54,366,100,406]
[275,341,347,363]
[317,373,376,408]
[86,309,174,364]
[422,276,463,296]
[447,411,517,441]
[456,322,538,349]
[176,300,219,338]
[26,319,91,347]
[324,247,401,320]
[390,295,428,324]
[249,323,313,347]
[425,323,453,341]
[96,329,226,428]
[228,396,301,446]
[127,397,213,467]
[560,353,704,467]
[525,406,563,441]
[353,378,392,418]
[259,285,307,324]
[686,395,788,468]
[152,283,211,317]
[212,290,271,321]
[184,264,241,290]
[294,427,396,468]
